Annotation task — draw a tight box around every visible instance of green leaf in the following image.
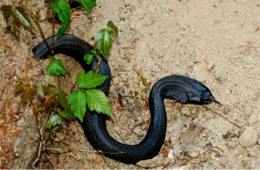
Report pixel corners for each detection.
[68,90,86,122]
[57,21,70,37]
[76,0,96,13]
[46,60,67,76]
[84,54,94,65]
[48,55,55,59]
[107,20,118,36]
[57,91,68,109]
[46,114,62,129]
[52,0,71,36]
[61,109,75,120]
[86,89,114,118]
[77,71,107,89]
[90,50,97,55]
[95,29,113,57]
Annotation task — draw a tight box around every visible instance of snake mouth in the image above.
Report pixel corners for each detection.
[209,95,221,105]
[213,99,221,105]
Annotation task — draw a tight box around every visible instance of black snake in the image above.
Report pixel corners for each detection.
[32,34,217,164]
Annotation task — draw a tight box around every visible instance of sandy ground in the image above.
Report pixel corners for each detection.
[0,0,259,168]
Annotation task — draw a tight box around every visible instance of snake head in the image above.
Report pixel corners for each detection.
[200,90,219,105]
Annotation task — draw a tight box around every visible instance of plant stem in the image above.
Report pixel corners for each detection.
[95,57,102,73]
[31,13,51,52]
[51,11,55,56]
[30,98,39,128]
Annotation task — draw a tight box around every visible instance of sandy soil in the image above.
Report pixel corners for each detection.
[0,0,259,168]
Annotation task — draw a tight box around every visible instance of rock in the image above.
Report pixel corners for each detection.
[227,138,239,148]
[180,129,196,145]
[181,107,191,116]
[247,145,259,157]
[136,155,173,168]
[239,127,258,147]
[168,149,174,159]
[248,112,259,126]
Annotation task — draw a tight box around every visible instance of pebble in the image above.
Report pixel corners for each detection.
[247,145,259,157]
[227,138,239,148]
[181,107,190,116]
[136,155,173,168]
[239,127,258,147]
[168,149,174,159]
[248,112,259,126]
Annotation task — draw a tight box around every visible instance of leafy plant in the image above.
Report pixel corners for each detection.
[3,1,119,167]
[68,71,113,122]
[14,80,75,130]
[4,0,117,139]
[95,21,118,57]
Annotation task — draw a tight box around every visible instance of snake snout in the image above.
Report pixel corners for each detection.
[200,91,217,104]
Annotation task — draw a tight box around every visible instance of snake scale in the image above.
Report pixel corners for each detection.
[32,34,217,164]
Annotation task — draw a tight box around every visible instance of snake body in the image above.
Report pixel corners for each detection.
[33,34,216,164]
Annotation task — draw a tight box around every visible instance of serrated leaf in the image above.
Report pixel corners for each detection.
[84,53,94,65]
[76,0,96,13]
[95,29,113,57]
[44,84,57,98]
[36,82,45,97]
[21,86,36,104]
[58,90,68,109]
[86,89,114,118]
[62,109,75,120]
[15,7,33,29]
[57,21,70,37]
[46,60,67,76]
[8,17,20,39]
[68,90,86,122]
[52,0,71,36]
[77,71,107,89]
[14,82,25,94]
[1,5,34,40]
[46,114,62,129]
[107,20,118,36]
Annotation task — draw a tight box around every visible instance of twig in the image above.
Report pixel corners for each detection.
[95,57,102,73]
[120,93,147,100]
[31,13,51,52]
[205,106,244,129]
[44,147,72,154]
[44,146,126,155]
[32,126,46,168]
[51,11,55,56]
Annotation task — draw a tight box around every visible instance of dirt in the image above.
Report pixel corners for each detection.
[0,0,259,169]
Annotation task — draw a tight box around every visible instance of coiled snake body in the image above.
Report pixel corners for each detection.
[33,34,217,164]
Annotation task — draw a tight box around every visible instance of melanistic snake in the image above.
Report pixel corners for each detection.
[33,34,217,164]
